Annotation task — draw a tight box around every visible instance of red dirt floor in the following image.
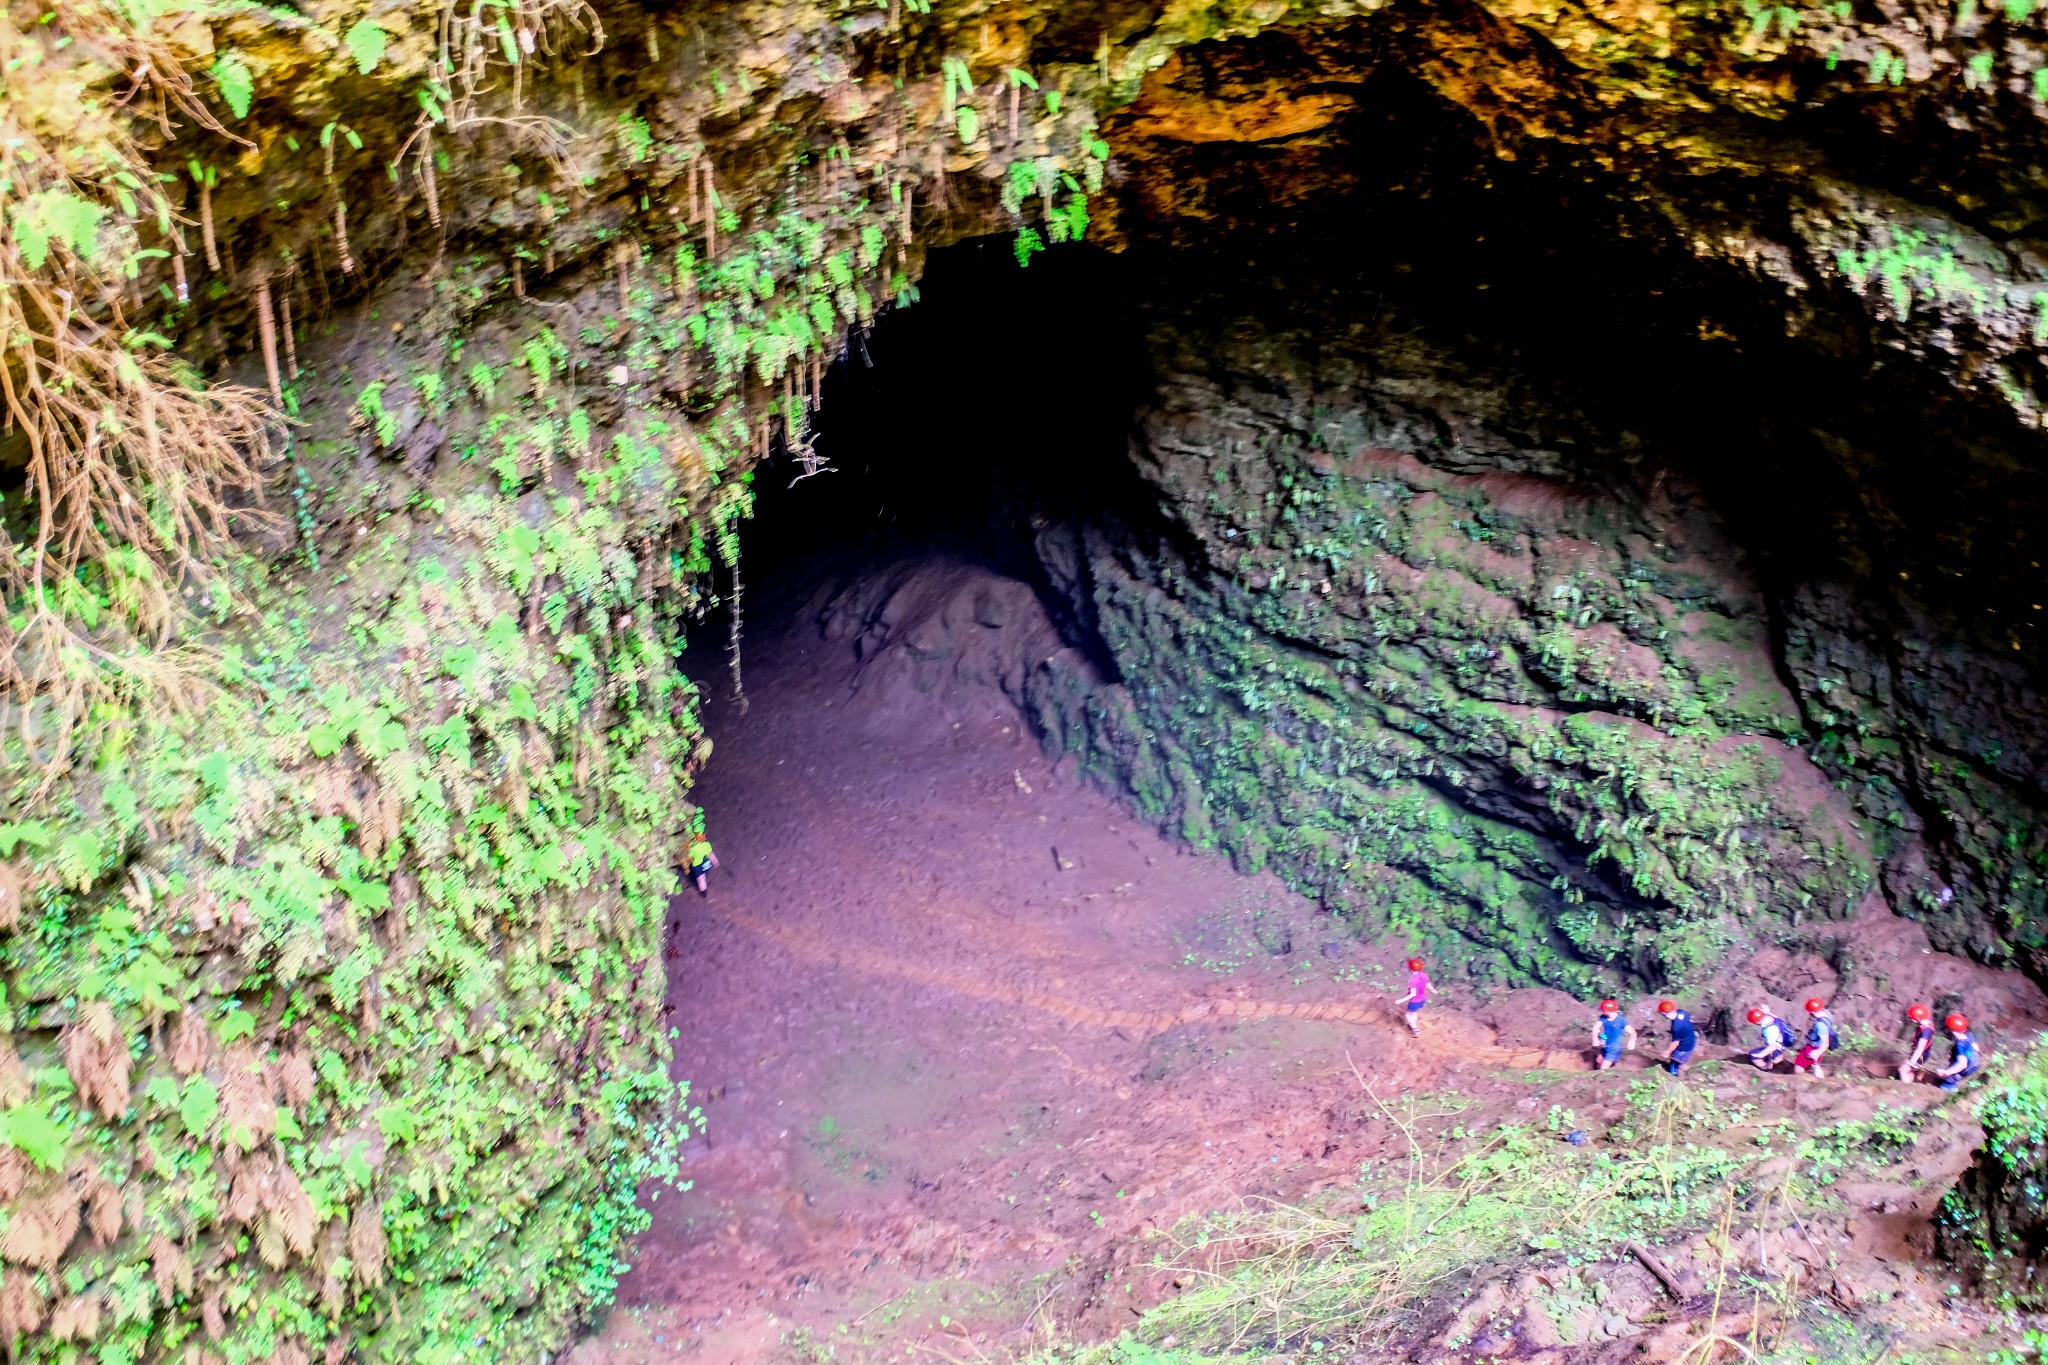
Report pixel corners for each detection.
[568,558,2046,1365]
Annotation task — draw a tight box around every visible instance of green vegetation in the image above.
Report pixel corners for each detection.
[1939,1040,2048,1306]
[0,0,1128,1358]
[1028,334,1871,992]
[1023,1079,1947,1364]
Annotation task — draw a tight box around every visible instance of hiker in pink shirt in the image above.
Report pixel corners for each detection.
[1402,957,1430,1035]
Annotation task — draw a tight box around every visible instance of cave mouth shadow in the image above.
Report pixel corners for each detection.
[689,236,1175,720]
[733,239,1154,618]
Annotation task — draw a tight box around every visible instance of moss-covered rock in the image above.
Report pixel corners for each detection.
[1018,303,1875,995]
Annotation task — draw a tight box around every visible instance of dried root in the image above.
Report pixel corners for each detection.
[0,0,275,765]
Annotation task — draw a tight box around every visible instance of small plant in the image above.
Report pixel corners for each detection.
[345,16,387,74]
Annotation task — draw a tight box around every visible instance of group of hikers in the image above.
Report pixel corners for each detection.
[1400,959,1981,1088]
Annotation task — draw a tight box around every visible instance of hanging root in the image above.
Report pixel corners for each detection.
[334,200,354,274]
[0,0,276,766]
[199,173,220,272]
[700,159,719,256]
[255,278,281,406]
[280,285,298,380]
[726,555,747,715]
[418,133,442,227]
[0,273,275,764]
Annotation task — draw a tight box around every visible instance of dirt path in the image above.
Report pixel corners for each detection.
[706,899,1585,1070]
[568,568,1584,1365]
[571,558,2046,1365]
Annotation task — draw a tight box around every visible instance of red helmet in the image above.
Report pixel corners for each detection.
[1746,1007,1765,1024]
[1946,1013,1970,1032]
[1804,998,1826,1013]
[1407,958,1424,971]
[1599,998,1619,1013]
[1657,999,1677,1014]
[1907,1003,1932,1022]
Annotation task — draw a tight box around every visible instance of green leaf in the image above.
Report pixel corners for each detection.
[197,750,232,790]
[179,1076,220,1137]
[957,105,980,145]
[507,683,539,723]
[423,714,470,754]
[341,1142,374,1187]
[343,18,386,75]
[102,781,139,828]
[118,952,180,1015]
[374,1103,418,1146]
[339,877,391,911]
[308,722,345,758]
[217,1007,256,1044]
[275,1107,304,1142]
[0,821,52,857]
[485,613,521,657]
[0,1102,69,1170]
[212,51,255,119]
[10,190,107,270]
[144,1074,181,1109]
[505,523,542,558]
[442,645,479,682]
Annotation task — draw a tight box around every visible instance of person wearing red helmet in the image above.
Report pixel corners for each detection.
[1899,1003,1936,1083]
[1593,998,1636,1070]
[1655,999,1696,1077]
[1747,1006,1792,1070]
[1792,998,1838,1078]
[1401,957,1430,1035]
[1934,1013,1980,1091]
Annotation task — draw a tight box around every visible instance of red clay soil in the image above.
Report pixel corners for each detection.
[569,556,2046,1365]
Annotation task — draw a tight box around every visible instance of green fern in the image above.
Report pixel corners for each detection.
[344,18,386,74]
[212,50,254,118]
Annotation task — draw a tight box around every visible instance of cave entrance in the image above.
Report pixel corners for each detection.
[604,240,1537,1359]
[734,240,1147,604]
[589,41,2048,1360]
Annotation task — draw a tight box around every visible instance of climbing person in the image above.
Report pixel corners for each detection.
[1594,998,1636,1070]
[1933,1013,1981,1091]
[1793,997,1838,1079]
[1402,957,1430,1035]
[1656,999,1697,1077]
[1747,1006,1793,1071]
[1899,1003,1936,1083]
[686,836,719,896]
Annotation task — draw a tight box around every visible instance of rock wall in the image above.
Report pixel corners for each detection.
[1017,297,1875,996]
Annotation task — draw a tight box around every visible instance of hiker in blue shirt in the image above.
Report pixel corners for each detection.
[1793,998,1838,1079]
[1936,1013,1980,1091]
[1655,999,1696,1077]
[1746,1007,1792,1070]
[1593,998,1636,1070]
